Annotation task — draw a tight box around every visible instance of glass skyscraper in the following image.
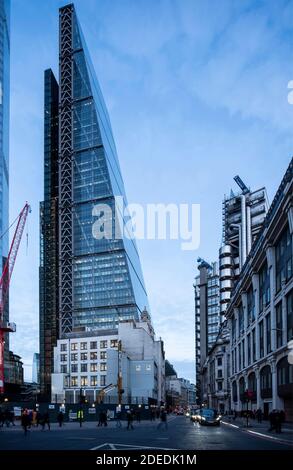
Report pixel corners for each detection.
[0,0,10,375]
[40,3,149,393]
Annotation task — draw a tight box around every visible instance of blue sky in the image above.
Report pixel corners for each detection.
[9,0,293,381]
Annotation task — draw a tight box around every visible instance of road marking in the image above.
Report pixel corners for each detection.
[222,421,293,446]
[90,442,175,450]
[222,422,240,429]
[246,429,293,445]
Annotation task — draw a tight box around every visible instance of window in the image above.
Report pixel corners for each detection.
[100,376,106,386]
[287,290,293,342]
[71,364,78,373]
[100,341,108,349]
[276,302,283,348]
[136,365,141,371]
[90,341,97,349]
[90,363,98,372]
[238,305,244,336]
[80,353,88,361]
[60,354,67,362]
[217,357,222,367]
[81,363,88,372]
[217,381,223,391]
[146,364,151,371]
[100,351,107,360]
[90,376,98,386]
[277,357,293,387]
[232,317,236,342]
[238,344,242,370]
[266,313,271,354]
[80,376,88,387]
[80,342,87,350]
[242,340,245,369]
[247,286,255,323]
[276,226,292,293]
[252,329,256,362]
[110,339,118,348]
[71,353,78,362]
[90,352,97,360]
[259,262,270,312]
[232,381,237,402]
[260,365,272,398]
[217,370,223,378]
[247,333,251,366]
[71,376,78,387]
[61,365,67,373]
[100,363,107,371]
[61,343,67,352]
[71,343,78,351]
[259,321,264,358]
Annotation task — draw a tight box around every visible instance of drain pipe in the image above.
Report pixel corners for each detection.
[246,204,252,255]
[241,195,247,265]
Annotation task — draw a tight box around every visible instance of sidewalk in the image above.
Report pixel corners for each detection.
[222,417,293,445]
[0,418,173,432]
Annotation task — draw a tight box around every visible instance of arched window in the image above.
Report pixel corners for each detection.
[248,372,257,401]
[239,376,245,402]
[260,365,272,398]
[277,357,293,398]
[232,381,237,402]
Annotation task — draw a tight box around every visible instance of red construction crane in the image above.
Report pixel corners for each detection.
[0,202,30,394]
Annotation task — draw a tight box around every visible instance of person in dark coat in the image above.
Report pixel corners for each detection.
[42,411,51,431]
[136,409,141,423]
[57,411,64,427]
[275,410,282,433]
[268,410,276,432]
[126,409,134,430]
[157,408,168,430]
[256,408,262,423]
[21,409,30,435]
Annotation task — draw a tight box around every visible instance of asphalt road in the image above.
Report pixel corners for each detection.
[0,416,292,450]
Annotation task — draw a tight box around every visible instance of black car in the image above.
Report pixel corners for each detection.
[198,408,221,426]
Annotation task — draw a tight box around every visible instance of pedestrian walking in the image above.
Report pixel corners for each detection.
[275,410,282,433]
[42,411,51,431]
[136,409,141,423]
[157,408,168,431]
[268,410,276,432]
[21,409,30,436]
[57,411,64,427]
[116,410,122,428]
[126,409,134,430]
[256,408,262,423]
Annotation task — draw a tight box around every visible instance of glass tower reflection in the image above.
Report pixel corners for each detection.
[58,4,149,336]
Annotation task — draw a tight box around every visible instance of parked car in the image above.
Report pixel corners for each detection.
[198,408,221,426]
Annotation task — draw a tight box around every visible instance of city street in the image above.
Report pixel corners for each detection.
[0,416,292,451]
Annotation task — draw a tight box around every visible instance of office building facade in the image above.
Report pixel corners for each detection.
[39,69,59,396]
[52,314,165,405]
[227,159,293,420]
[40,4,150,396]
[194,260,220,395]
[200,320,231,413]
